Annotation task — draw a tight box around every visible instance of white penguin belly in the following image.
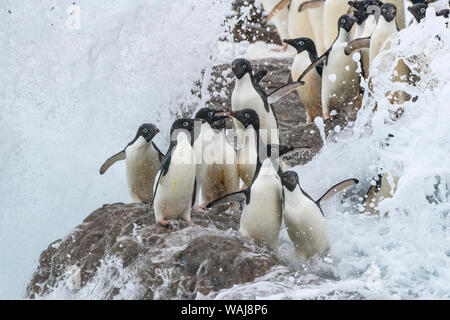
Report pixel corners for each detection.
[154,142,195,221]
[237,127,258,186]
[201,134,239,204]
[125,138,161,203]
[322,43,360,114]
[232,74,279,145]
[284,190,331,260]
[307,7,326,55]
[261,0,289,41]
[291,52,323,122]
[240,170,282,252]
[369,21,397,63]
[288,0,315,40]
[323,0,350,48]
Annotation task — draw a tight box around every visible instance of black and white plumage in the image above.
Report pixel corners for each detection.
[281,170,358,260]
[207,109,310,252]
[99,123,163,204]
[152,118,202,226]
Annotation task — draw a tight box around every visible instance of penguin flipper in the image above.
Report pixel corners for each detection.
[99,150,126,175]
[345,37,371,56]
[254,70,268,84]
[317,178,359,204]
[206,190,248,209]
[152,143,175,205]
[278,145,311,158]
[266,0,290,23]
[192,179,197,207]
[297,53,328,84]
[267,80,306,104]
[298,0,324,12]
[152,141,165,162]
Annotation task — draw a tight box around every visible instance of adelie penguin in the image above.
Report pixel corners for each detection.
[281,171,359,261]
[152,118,203,226]
[346,3,413,101]
[193,108,239,210]
[207,109,310,252]
[298,15,361,120]
[99,123,163,204]
[231,58,305,146]
[408,2,428,24]
[284,37,323,123]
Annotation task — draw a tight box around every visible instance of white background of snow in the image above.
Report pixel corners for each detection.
[1,0,449,299]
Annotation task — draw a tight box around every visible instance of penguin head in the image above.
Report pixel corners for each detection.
[221,109,260,130]
[408,3,428,22]
[380,3,397,22]
[283,37,316,55]
[353,9,369,25]
[337,14,357,33]
[137,123,160,142]
[170,118,203,145]
[280,171,299,192]
[232,58,252,80]
[437,9,450,18]
[195,108,227,127]
[411,0,428,4]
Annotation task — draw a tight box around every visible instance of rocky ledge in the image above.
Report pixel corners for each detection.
[27,203,288,299]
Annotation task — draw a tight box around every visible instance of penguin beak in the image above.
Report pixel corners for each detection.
[215,111,234,118]
[156,128,160,133]
[283,39,295,48]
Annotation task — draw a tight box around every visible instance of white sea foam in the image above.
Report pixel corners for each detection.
[1,1,449,300]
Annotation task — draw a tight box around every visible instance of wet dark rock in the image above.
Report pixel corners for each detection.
[231,0,282,45]
[27,203,283,299]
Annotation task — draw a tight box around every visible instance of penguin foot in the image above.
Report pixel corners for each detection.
[158,220,173,229]
[240,185,247,191]
[192,204,208,213]
[322,113,331,120]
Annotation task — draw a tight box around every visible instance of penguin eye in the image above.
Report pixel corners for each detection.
[242,64,246,69]
[143,128,148,133]
[383,8,386,12]
[341,18,346,24]
[421,8,425,12]
[299,41,304,46]
[245,113,250,118]
[208,111,213,117]
[183,121,188,127]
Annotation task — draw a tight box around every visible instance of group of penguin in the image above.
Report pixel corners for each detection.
[99,0,448,262]
[264,0,449,123]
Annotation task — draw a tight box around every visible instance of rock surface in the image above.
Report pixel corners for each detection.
[27,203,286,299]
